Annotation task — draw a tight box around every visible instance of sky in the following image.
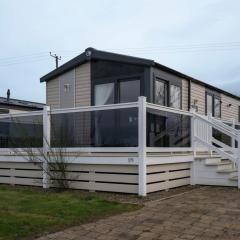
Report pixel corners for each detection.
[1,0,240,103]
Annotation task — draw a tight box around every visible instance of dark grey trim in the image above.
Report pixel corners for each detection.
[40,47,240,101]
[205,88,221,98]
[0,103,43,111]
[40,48,153,83]
[143,68,151,101]
[40,52,87,82]
[150,71,155,103]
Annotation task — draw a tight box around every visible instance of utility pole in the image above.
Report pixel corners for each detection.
[7,89,10,102]
[49,52,61,68]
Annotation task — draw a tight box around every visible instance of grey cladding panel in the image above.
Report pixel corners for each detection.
[75,63,91,107]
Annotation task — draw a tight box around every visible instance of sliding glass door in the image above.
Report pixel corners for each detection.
[93,79,140,147]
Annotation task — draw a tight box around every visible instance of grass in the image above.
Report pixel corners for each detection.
[0,185,140,240]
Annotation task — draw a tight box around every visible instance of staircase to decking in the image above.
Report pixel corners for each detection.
[193,155,238,186]
[192,113,240,187]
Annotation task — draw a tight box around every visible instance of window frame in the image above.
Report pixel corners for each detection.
[205,91,221,118]
[154,77,182,109]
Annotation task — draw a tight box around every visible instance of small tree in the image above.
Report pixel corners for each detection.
[8,114,71,190]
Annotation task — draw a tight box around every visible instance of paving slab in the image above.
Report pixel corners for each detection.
[36,186,240,240]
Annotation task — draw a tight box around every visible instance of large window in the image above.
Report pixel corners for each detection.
[92,60,145,105]
[119,79,140,103]
[155,79,167,106]
[94,79,140,105]
[94,83,114,105]
[170,85,181,109]
[155,79,181,109]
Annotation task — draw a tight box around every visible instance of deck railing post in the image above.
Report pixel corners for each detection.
[237,132,240,189]
[138,96,147,196]
[207,113,213,155]
[190,108,196,185]
[43,106,51,189]
[232,119,236,158]
[190,108,196,156]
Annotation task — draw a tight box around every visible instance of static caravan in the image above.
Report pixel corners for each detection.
[0,48,239,196]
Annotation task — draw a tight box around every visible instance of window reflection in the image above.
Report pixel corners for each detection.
[155,80,167,106]
[170,85,181,109]
[119,80,140,103]
[206,94,213,115]
[214,98,221,118]
[147,109,191,147]
[51,108,138,147]
[0,115,43,148]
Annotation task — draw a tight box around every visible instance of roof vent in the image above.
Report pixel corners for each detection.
[85,47,95,58]
[85,49,92,57]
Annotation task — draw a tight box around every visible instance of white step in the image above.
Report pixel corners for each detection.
[217,169,237,174]
[205,159,231,166]
[229,171,238,178]
[204,157,222,165]
[217,162,234,171]
[193,159,238,187]
[229,176,238,181]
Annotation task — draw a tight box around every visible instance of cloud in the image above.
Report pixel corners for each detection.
[0,0,240,101]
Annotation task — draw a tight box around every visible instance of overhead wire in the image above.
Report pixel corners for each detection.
[1,41,240,67]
